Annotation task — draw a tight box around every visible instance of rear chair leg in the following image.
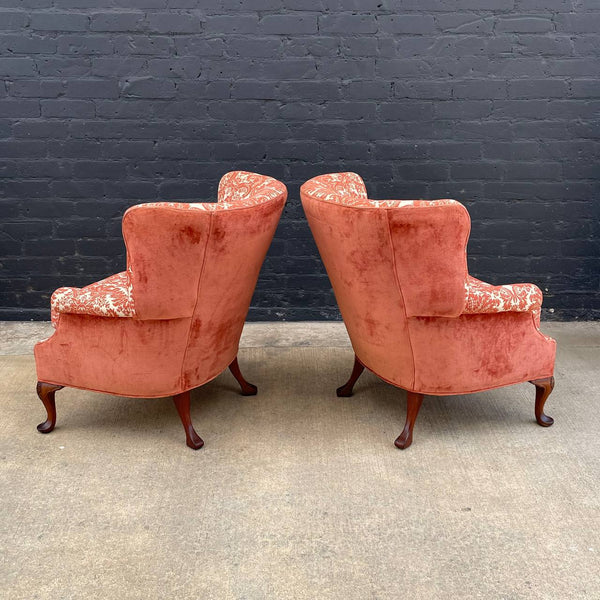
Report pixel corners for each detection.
[228,357,257,396]
[530,377,555,427]
[336,355,365,397]
[36,382,63,433]
[173,391,204,450]
[395,392,424,450]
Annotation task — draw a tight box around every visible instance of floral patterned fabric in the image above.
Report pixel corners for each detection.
[51,271,135,328]
[302,173,460,210]
[301,172,369,205]
[218,171,286,206]
[126,172,285,216]
[464,275,543,325]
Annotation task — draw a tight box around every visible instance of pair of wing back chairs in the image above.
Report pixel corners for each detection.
[34,171,556,450]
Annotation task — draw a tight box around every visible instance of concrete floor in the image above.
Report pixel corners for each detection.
[1,321,599,599]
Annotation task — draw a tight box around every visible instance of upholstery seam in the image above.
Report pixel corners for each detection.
[180,212,214,389]
[385,209,417,391]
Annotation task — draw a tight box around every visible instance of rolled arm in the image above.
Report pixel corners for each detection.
[50,271,135,328]
[464,275,543,325]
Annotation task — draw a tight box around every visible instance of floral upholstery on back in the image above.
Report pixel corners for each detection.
[125,171,285,214]
[302,172,460,209]
[300,172,369,205]
[218,171,286,206]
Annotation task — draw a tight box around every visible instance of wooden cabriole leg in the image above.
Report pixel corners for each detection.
[530,376,555,427]
[173,391,204,450]
[336,355,365,397]
[394,391,424,450]
[228,357,258,396]
[36,382,63,433]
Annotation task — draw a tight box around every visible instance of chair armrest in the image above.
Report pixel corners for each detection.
[464,275,543,325]
[50,271,135,328]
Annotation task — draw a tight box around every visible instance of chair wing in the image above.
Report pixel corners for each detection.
[122,203,213,321]
[386,201,471,318]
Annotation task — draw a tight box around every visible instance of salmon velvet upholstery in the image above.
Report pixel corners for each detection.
[35,171,287,398]
[301,172,555,396]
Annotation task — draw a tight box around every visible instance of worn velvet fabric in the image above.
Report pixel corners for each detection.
[35,172,287,398]
[300,172,555,396]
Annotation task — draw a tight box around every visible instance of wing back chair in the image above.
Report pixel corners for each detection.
[34,171,287,449]
[300,172,556,449]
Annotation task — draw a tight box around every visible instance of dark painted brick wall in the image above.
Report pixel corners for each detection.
[0,1,599,321]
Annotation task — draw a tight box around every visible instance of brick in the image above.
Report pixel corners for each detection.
[453,80,507,100]
[435,100,492,119]
[41,99,94,118]
[146,12,203,33]
[0,100,40,117]
[435,13,494,34]
[380,101,434,121]
[0,34,56,54]
[378,14,436,34]
[343,81,392,100]
[0,57,36,76]
[0,11,29,30]
[115,35,174,56]
[377,59,430,78]
[30,12,88,31]
[148,58,202,78]
[318,14,376,34]
[570,79,600,98]
[66,79,119,98]
[556,13,600,34]
[91,57,145,77]
[231,81,280,100]
[280,81,339,100]
[73,161,127,179]
[496,17,553,33]
[57,35,114,55]
[260,14,318,34]
[204,15,259,34]
[121,77,176,98]
[36,57,91,77]
[322,102,375,120]
[90,12,144,32]
[13,121,69,138]
[509,79,568,98]
[227,37,280,58]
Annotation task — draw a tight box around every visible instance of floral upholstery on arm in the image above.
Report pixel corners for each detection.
[50,270,135,328]
[464,275,543,326]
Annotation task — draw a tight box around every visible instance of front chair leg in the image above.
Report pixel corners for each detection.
[530,376,555,427]
[36,382,63,433]
[394,391,424,450]
[228,357,257,396]
[336,355,365,397]
[173,391,204,450]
